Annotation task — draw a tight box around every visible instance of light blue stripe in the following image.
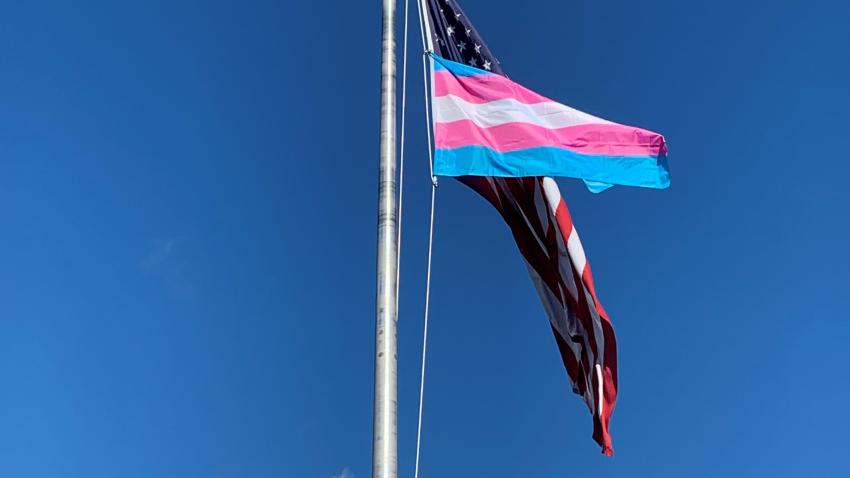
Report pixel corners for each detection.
[431,54,492,77]
[434,146,670,191]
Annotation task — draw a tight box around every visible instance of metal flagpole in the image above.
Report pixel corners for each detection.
[373,0,398,477]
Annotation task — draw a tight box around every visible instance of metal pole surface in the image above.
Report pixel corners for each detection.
[373,0,398,477]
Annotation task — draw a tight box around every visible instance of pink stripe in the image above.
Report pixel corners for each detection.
[435,119,667,156]
[433,70,551,105]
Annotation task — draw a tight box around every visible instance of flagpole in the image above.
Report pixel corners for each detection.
[373,0,398,476]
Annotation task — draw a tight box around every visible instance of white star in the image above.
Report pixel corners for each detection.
[483,60,491,70]
[468,57,478,67]
[474,43,481,54]
[458,41,466,51]
[465,28,471,36]
[446,25,455,36]
[455,12,462,20]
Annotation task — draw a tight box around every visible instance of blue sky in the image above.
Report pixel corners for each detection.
[2,0,849,477]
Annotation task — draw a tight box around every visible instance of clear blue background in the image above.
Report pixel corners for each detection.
[2,0,849,476]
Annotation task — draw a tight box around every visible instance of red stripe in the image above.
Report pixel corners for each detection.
[557,199,613,326]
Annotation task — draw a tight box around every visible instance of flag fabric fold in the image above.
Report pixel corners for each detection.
[431,54,669,192]
[423,0,623,455]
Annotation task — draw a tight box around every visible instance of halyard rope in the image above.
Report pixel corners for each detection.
[395,0,411,318]
[414,1,437,477]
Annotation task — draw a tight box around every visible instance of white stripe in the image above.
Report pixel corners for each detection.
[567,228,587,275]
[542,177,589,277]
[541,177,561,214]
[541,178,590,281]
[432,95,609,130]
[595,363,604,417]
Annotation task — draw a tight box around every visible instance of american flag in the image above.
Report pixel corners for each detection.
[423,0,619,455]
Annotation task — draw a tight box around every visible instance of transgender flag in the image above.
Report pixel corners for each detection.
[431,54,669,192]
